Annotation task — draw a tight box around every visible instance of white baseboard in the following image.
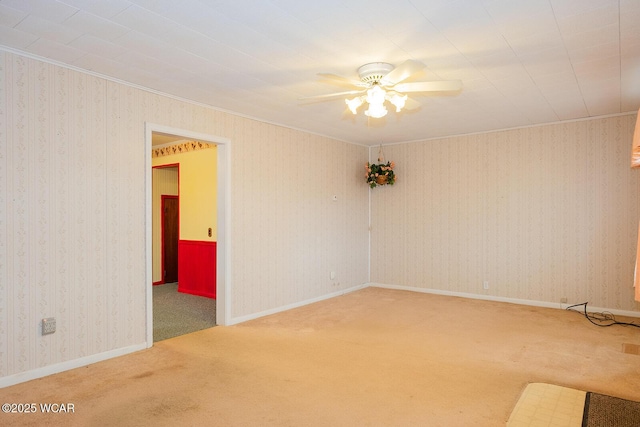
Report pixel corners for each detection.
[4,282,637,388]
[0,343,148,389]
[229,283,368,325]
[368,282,640,319]
[0,285,370,388]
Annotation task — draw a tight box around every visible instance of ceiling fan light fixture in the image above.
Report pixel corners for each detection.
[364,85,388,118]
[364,102,387,118]
[306,60,462,119]
[366,85,386,104]
[345,96,364,114]
[389,93,407,112]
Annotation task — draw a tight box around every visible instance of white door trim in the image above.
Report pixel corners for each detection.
[144,123,232,347]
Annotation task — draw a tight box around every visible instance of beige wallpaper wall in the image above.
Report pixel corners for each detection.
[231,122,370,316]
[2,46,636,385]
[371,115,640,312]
[0,51,369,382]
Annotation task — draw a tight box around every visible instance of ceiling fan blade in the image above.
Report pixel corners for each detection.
[318,73,367,88]
[393,80,462,93]
[380,59,425,86]
[403,97,422,111]
[299,89,365,101]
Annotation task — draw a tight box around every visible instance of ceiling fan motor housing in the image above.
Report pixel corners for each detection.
[357,62,394,85]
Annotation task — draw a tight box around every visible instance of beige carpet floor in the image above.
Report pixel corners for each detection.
[2,287,640,426]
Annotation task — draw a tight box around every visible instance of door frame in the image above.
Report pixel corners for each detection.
[145,123,231,347]
[161,194,179,284]
[152,163,179,286]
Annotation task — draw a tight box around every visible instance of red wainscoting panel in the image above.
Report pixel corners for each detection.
[178,240,216,299]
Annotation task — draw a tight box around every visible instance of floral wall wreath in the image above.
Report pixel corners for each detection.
[365,145,396,188]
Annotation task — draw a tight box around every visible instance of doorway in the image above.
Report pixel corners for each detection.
[151,140,216,341]
[161,195,179,283]
[145,123,231,347]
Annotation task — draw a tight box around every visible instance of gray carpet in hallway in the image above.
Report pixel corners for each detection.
[153,283,216,341]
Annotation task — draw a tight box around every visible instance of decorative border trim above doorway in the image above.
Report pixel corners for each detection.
[152,141,213,158]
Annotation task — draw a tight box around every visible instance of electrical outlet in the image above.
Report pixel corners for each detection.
[483,281,489,290]
[560,297,568,303]
[42,318,56,335]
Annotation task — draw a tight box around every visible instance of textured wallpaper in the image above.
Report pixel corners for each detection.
[3,47,636,384]
[0,51,369,381]
[371,115,640,311]
[230,123,370,316]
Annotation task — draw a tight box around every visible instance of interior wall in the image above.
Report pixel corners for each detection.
[370,114,640,312]
[151,167,178,283]
[152,146,217,241]
[230,122,370,317]
[0,51,369,383]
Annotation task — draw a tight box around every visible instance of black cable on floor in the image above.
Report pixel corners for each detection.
[565,302,640,328]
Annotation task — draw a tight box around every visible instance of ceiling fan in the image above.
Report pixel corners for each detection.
[301,60,462,119]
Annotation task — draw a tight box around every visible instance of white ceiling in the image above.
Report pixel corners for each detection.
[1,0,639,146]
